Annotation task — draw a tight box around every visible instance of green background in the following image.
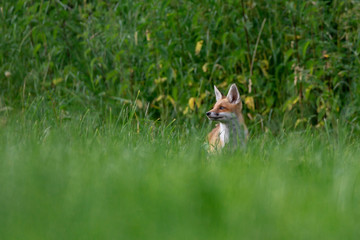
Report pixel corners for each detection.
[2,0,360,131]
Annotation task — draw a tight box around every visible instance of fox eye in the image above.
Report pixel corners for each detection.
[219,106,225,110]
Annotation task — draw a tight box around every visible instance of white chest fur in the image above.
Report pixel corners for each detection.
[219,123,230,147]
[219,120,246,148]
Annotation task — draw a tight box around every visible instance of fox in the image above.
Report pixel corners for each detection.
[206,84,248,152]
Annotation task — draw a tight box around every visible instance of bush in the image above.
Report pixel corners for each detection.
[1,0,360,132]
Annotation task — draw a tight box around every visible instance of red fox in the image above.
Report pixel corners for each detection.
[206,84,248,151]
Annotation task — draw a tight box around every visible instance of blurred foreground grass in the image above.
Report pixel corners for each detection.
[0,113,359,239]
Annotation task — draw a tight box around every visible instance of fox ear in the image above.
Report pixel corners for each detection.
[227,84,241,105]
[214,85,223,102]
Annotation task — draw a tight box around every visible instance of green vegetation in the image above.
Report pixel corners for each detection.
[1,115,360,239]
[1,1,360,239]
[2,1,360,129]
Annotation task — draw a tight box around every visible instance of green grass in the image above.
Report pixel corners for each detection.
[2,1,360,239]
[1,112,359,239]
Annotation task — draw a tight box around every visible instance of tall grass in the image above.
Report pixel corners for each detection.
[0,111,360,239]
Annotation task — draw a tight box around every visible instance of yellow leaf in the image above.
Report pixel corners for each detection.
[136,99,143,109]
[260,60,269,78]
[52,78,63,85]
[295,118,306,128]
[219,81,227,88]
[154,95,164,102]
[316,121,324,128]
[172,68,177,79]
[195,98,201,108]
[200,92,207,100]
[202,63,208,72]
[236,75,246,84]
[151,104,160,110]
[188,97,196,110]
[245,96,255,111]
[292,96,299,105]
[195,40,203,55]
[146,29,151,41]
[261,59,269,69]
[166,95,176,107]
[183,106,189,115]
[154,77,167,84]
[282,97,297,112]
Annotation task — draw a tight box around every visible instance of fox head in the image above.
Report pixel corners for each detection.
[206,84,243,123]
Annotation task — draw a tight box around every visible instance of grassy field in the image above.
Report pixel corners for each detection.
[2,1,360,239]
[1,110,359,239]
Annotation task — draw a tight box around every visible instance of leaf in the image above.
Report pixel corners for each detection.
[166,95,176,107]
[260,60,269,78]
[195,40,203,55]
[295,118,307,128]
[154,77,167,84]
[146,29,151,41]
[245,96,255,111]
[302,40,311,59]
[172,87,178,101]
[236,75,246,84]
[266,96,275,107]
[284,49,294,64]
[188,97,196,110]
[52,78,63,85]
[199,92,207,100]
[202,63,208,72]
[219,81,227,88]
[195,98,201,108]
[282,96,299,112]
[172,68,177,79]
[33,43,41,56]
[106,70,118,81]
[154,95,164,102]
[305,85,314,100]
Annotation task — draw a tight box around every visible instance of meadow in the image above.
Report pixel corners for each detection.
[1,1,360,239]
[1,111,360,239]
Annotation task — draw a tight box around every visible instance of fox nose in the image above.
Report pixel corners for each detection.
[206,112,211,116]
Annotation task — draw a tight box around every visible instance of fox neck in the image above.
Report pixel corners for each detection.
[219,115,247,148]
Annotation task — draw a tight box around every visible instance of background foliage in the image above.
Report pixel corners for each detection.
[1,0,360,131]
